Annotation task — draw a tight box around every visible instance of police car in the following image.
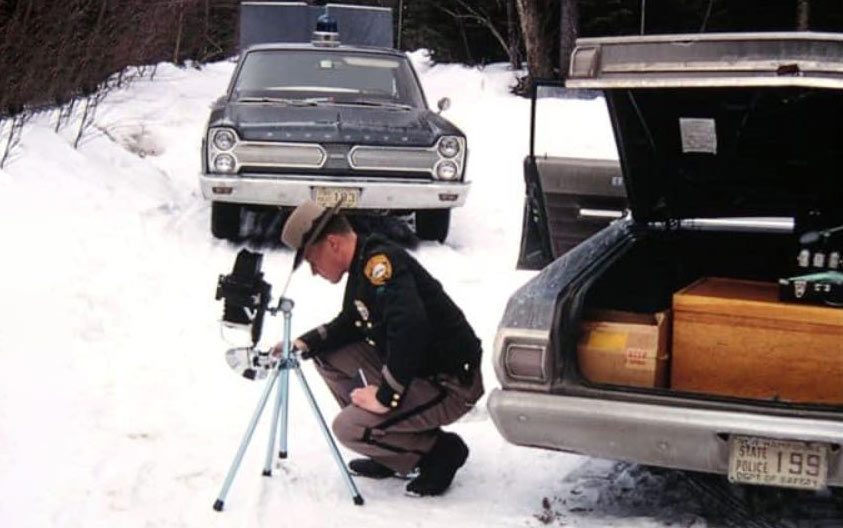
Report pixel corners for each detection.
[200,11,468,242]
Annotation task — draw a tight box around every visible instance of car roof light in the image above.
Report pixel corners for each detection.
[312,13,341,47]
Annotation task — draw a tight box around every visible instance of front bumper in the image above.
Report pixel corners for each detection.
[200,173,470,209]
[488,389,843,486]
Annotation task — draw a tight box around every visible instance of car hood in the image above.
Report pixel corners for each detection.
[567,32,843,227]
[210,102,461,146]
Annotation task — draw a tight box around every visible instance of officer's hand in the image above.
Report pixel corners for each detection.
[351,385,389,414]
[272,339,310,358]
[295,339,318,359]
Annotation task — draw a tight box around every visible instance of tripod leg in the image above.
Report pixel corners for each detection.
[213,368,281,512]
[276,308,293,460]
[262,366,288,476]
[293,365,365,505]
[277,368,290,459]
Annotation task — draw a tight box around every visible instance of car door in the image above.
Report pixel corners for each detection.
[518,81,627,270]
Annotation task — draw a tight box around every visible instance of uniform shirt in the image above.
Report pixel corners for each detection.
[299,234,481,409]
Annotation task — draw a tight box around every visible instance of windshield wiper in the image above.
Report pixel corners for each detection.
[341,99,413,110]
[235,96,333,107]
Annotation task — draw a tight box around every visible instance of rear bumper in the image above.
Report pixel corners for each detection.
[487,389,843,487]
[200,173,470,209]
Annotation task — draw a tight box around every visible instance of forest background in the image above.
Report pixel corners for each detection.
[1,0,841,166]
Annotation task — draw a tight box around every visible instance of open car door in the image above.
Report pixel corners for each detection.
[517,82,626,270]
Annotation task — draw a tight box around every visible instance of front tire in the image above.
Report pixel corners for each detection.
[211,202,241,241]
[415,209,451,242]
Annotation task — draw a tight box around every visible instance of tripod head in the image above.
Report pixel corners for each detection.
[216,249,273,346]
[216,249,302,379]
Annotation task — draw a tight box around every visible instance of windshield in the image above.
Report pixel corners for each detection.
[232,49,426,108]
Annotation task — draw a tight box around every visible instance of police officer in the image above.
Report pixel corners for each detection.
[279,200,483,497]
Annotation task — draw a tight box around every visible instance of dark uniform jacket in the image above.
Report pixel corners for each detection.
[299,234,482,409]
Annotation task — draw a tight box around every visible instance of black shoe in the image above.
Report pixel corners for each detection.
[348,458,404,479]
[405,432,469,497]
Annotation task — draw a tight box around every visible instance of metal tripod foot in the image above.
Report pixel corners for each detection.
[212,298,364,510]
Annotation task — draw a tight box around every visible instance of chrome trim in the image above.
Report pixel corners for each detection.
[200,173,470,209]
[575,31,843,45]
[320,3,392,11]
[601,60,843,74]
[648,217,795,234]
[241,1,307,6]
[493,328,553,392]
[207,127,328,173]
[568,32,843,89]
[234,141,327,169]
[568,77,843,89]
[579,208,624,219]
[348,136,466,179]
[487,390,843,487]
[349,145,437,172]
[504,343,547,383]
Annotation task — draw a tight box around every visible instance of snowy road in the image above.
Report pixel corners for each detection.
[0,53,839,528]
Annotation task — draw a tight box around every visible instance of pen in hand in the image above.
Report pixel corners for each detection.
[358,368,368,387]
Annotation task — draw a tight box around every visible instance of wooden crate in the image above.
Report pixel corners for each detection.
[671,277,843,404]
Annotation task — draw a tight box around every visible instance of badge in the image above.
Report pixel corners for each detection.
[354,300,370,321]
[364,254,393,286]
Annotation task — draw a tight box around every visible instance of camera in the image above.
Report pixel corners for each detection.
[216,249,272,345]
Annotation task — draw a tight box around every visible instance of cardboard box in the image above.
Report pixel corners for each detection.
[577,310,670,388]
[672,277,843,404]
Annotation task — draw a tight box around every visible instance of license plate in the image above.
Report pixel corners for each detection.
[728,435,828,490]
[314,187,359,208]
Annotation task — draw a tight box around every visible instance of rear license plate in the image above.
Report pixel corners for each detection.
[314,187,359,208]
[728,435,828,490]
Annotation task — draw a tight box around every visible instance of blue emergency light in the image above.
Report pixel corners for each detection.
[312,13,340,47]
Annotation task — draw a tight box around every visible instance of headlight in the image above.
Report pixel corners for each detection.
[213,129,237,151]
[214,154,236,173]
[437,136,461,158]
[435,160,458,180]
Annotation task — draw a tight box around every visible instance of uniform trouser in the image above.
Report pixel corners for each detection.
[313,341,484,475]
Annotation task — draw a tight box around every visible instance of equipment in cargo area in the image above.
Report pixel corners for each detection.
[239,2,393,50]
[781,223,843,306]
[671,277,843,404]
[577,310,670,388]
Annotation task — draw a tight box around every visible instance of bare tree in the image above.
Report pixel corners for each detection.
[558,0,578,80]
[515,0,553,80]
[796,0,810,30]
[438,0,521,69]
[506,0,522,70]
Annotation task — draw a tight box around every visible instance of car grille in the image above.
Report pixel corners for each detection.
[234,142,325,168]
[322,144,352,170]
[234,142,438,179]
[349,146,437,173]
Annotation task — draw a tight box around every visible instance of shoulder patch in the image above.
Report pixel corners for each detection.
[364,253,393,286]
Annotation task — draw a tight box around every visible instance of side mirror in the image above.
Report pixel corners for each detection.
[436,97,451,113]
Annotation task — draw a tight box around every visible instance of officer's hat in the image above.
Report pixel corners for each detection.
[281,200,343,270]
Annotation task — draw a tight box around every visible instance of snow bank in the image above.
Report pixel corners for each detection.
[0,55,686,528]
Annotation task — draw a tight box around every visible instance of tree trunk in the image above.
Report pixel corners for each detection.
[506,0,522,70]
[559,0,578,80]
[515,0,553,80]
[796,0,810,30]
[173,4,184,64]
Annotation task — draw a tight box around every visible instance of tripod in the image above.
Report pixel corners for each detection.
[213,297,364,511]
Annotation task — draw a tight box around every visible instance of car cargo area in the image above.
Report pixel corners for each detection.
[575,226,843,407]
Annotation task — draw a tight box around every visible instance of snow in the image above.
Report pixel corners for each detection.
[0,53,708,527]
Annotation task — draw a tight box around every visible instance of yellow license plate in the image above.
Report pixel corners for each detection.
[728,435,828,490]
[314,187,359,208]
